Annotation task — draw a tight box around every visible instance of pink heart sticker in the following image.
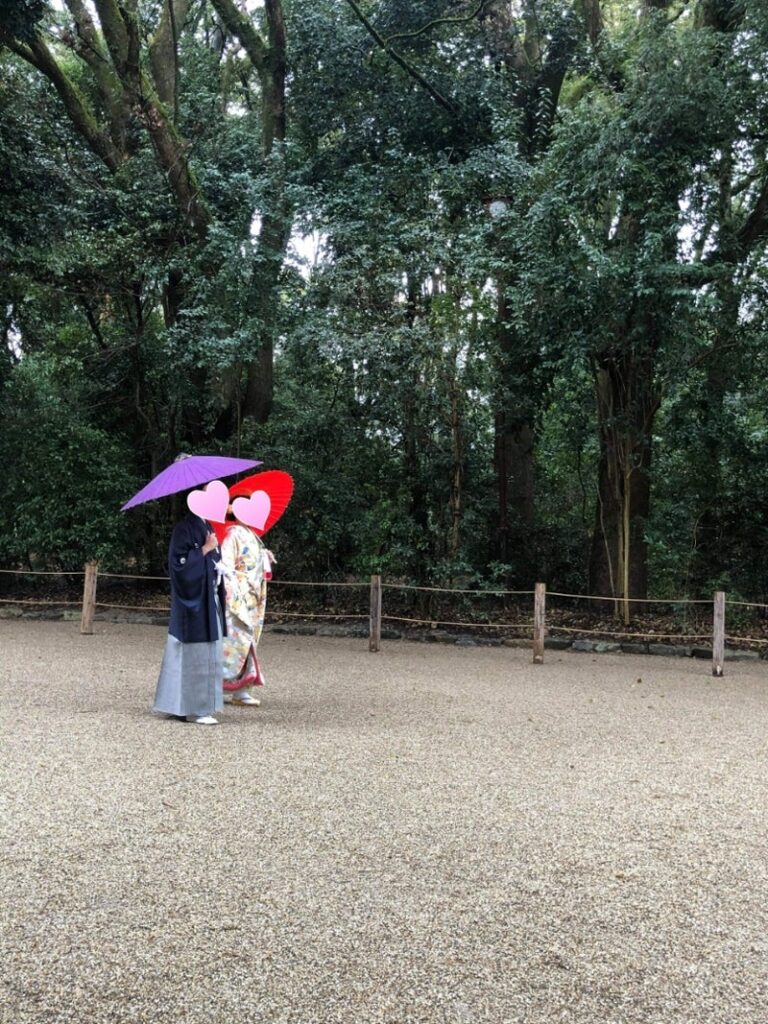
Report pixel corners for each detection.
[186,480,229,523]
[232,490,271,530]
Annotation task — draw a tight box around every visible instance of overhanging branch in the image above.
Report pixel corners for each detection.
[210,0,268,72]
[343,0,460,118]
[3,32,123,171]
[737,173,768,253]
[383,0,489,46]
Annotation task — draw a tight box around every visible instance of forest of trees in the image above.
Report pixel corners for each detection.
[2,0,768,605]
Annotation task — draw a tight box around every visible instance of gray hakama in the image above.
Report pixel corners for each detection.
[153,636,224,717]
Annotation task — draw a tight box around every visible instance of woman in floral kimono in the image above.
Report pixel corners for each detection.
[220,511,274,706]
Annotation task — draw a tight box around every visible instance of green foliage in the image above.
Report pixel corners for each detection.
[2,0,768,606]
[0,0,46,42]
[0,353,138,569]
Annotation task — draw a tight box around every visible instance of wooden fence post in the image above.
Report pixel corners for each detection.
[80,561,99,635]
[533,582,546,664]
[712,590,725,677]
[369,574,382,653]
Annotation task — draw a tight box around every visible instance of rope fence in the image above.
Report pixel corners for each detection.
[0,568,85,576]
[94,603,169,612]
[3,563,768,675]
[381,615,533,630]
[547,590,713,605]
[268,580,368,588]
[99,572,169,582]
[263,610,365,620]
[381,583,534,596]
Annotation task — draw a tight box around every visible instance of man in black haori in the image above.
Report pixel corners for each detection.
[153,510,227,725]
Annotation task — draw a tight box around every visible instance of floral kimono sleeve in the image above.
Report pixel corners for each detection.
[221,525,264,631]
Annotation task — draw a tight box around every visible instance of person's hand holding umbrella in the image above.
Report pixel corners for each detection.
[202,531,219,556]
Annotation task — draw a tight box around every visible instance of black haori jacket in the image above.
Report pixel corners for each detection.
[167,513,227,643]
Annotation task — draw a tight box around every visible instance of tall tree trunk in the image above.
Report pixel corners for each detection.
[687,136,741,593]
[212,0,290,428]
[447,357,463,562]
[588,340,659,613]
[494,415,535,564]
[162,267,209,444]
[400,276,431,591]
[243,335,274,424]
[493,283,536,570]
[481,4,590,575]
[688,281,740,592]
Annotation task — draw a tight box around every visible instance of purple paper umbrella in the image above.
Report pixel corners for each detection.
[121,454,262,511]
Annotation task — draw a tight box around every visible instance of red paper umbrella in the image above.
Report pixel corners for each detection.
[210,470,294,544]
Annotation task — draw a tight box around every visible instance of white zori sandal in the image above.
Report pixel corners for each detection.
[228,690,261,707]
[186,715,219,725]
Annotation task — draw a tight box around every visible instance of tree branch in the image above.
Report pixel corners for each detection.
[63,0,130,152]
[80,296,107,350]
[343,0,460,118]
[149,0,189,118]
[135,71,211,239]
[3,33,123,171]
[383,0,489,46]
[209,0,268,72]
[736,173,768,253]
[92,0,129,75]
[262,0,286,153]
[579,0,603,46]
[64,0,109,69]
[121,0,141,92]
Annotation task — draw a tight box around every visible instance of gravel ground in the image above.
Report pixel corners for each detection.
[1,620,767,1024]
